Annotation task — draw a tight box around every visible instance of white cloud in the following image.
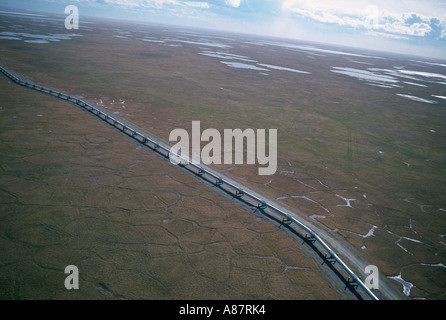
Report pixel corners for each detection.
[72,0,193,9]
[365,30,409,40]
[282,0,445,39]
[286,7,365,28]
[380,21,432,37]
[225,0,241,8]
[184,1,210,9]
[72,0,210,10]
[73,0,181,9]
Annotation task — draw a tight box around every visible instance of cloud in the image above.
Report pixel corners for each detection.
[69,0,185,9]
[282,0,445,39]
[185,1,210,9]
[225,0,241,8]
[365,30,409,40]
[380,21,432,37]
[66,0,213,12]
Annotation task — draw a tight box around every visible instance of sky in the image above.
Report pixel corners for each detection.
[1,0,446,59]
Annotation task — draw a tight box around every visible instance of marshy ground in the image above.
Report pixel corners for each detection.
[0,13,445,299]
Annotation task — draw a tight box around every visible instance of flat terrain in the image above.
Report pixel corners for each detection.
[0,75,343,300]
[1,12,445,299]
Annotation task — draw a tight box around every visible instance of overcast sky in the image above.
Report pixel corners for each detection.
[1,0,446,59]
